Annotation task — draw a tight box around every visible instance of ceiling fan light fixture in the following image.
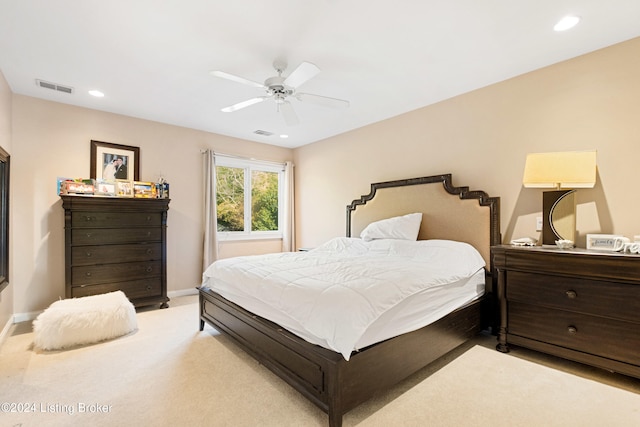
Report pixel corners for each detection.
[210,70,265,89]
[212,59,349,126]
[283,61,320,88]
[221,96,269,112]
[554,15,580,31]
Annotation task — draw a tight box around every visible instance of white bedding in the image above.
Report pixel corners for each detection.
[201,237,486,360]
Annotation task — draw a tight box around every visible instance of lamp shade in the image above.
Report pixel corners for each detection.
[522,150,597,189]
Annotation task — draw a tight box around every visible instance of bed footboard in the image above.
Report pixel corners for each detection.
[200,288,342,412]
[199,287,483,427]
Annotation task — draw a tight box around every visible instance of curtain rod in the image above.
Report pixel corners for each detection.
[200,149,289,168]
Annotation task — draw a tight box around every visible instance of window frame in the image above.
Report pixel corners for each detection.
[215,155,284,241]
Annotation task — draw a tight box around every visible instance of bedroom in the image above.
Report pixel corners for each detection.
[1,2,640,425]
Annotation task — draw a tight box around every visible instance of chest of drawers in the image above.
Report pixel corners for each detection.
[62,195,170,308]
[492,245,640,379]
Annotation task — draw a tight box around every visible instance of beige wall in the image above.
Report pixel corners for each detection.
[10,96,291,314]
[0,71,12,329]
[4,36,640,316]
[293,37,640,250]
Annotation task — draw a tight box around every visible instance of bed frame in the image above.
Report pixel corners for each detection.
[199,174,500,426]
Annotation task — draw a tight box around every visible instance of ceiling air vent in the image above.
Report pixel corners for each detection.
[253,130,274,137]
[36,79,74,94]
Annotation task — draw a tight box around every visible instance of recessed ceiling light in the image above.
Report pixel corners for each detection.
[88,90,104,97]
[280,134,289,139]
[554,15,580,32]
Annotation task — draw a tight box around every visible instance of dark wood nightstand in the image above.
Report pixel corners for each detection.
[492,245,640,379]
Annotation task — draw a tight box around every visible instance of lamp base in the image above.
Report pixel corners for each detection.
[542,190,576,245]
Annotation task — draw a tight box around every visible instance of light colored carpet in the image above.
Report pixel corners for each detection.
[1,295,639,426]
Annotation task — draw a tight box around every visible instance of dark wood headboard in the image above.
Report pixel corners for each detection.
[346,174,501,270]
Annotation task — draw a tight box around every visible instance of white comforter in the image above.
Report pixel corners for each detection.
[201,237,485,360]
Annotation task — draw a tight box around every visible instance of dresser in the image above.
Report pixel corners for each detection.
[62,195,170,308]
[493,245,640,379]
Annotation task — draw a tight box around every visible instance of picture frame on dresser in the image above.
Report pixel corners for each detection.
[94,179,116,196]
[116,180,134,197]
[585,234,624,251]
[133,181,156,198]
[90,140,140,181]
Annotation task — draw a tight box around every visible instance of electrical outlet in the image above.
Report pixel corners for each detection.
[536,216,543,232]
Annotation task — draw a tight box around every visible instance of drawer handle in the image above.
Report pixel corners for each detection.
[146,285,152,291]
[146,231,152,237]
[85,272,92,277]
[146,216,151,221]
[86,233,92,238]
[85,216,93,222]
[146,267,153,273]
[565,290,577,299]
[146,249,153,254]
[86,252,92,257]
[567,325,578,334]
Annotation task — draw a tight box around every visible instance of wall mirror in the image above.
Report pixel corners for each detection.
[0,146,8,293]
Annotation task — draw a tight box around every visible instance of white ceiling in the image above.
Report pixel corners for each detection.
[1,1,640,149]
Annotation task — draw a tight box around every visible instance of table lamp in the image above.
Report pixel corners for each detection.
[522,150,597,245]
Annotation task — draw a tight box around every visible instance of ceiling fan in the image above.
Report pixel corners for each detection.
[211,59,349,126]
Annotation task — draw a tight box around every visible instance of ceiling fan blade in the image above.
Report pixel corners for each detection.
[295,92,350,109]
[283,61,320,88]
[221,96,270,112]
[210,70,266,89]
[279,101,299,126]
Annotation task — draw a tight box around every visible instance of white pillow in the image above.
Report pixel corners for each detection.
[360,213,423,242]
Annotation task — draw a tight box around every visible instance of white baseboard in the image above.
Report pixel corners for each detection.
[7,289,197,327]
[13,310,41,324]
[168,287,199,298]
[0,316,13,347]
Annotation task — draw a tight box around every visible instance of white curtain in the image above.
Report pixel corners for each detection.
[202,150,218,271]
[281,161,296,252]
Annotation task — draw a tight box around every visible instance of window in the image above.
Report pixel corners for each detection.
[215,156,283,240]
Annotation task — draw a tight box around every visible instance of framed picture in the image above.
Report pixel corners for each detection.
[133,181,157,198]
[586,234,624,251]
[116,180,134,197]
[56,176,72,195]
[59,179,95,195]
[90,140,140,181]
[94,179,117,196]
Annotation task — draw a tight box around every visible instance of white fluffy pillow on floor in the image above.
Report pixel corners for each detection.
[33,291,138,351]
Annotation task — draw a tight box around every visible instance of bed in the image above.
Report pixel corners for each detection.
[199,174,500,427]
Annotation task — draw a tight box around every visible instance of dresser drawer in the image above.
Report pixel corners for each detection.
[71,211,162,228]
[71,278,163,300]
[507,271,640,323]
[71,227,161,245]
[62,196,170,308]
[72,260,162,285]
[509,301,640,366]
[71,243,162,266]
